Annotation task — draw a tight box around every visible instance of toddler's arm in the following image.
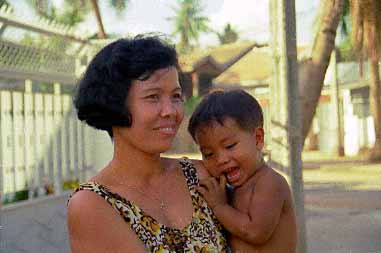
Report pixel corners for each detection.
[198,172,286,245]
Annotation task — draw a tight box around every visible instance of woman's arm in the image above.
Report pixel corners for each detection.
[67,191,146,253]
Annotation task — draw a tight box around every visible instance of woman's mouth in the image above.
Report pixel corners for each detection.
[155,126,177,135]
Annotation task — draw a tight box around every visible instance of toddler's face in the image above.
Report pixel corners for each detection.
[195,118,264,187]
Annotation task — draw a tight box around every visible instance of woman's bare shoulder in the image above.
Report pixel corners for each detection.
[68,189,103,213]
[162,156,211,180]
[67,189,117,238]
[184,157,211,180]
[67,190,146,252]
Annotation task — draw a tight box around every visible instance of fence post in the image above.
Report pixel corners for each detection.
[0,91,13,202]
[24,79,36,199]
[34,92,45,196]
[12,92,25,194]
[61,95,70,189]
[53,83,62,194]
[43,93,54,194]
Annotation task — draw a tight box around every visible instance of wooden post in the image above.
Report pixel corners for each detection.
[330,51,344,156]
[269,0,308,252]
[53,83,62,194]
[24,79,35,199]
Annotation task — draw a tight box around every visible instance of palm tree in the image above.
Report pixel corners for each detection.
[298,0,345,143]
[349,0,381,160]
[167,0,209,53]
[26,0,129,39]
[0,0,9,7]
[298,0,381,160]
[216,23,239,45]
[337,0,356,62]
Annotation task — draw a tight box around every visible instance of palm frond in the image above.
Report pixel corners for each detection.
[167,0,210,50]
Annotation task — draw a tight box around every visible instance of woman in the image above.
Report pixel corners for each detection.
[67,35,228,252]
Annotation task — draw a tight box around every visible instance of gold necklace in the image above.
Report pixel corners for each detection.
[109,168,168,210]
[124,184,167,210]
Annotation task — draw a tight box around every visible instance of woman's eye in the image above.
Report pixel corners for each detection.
[172,93,184,102]
[146,94,159,100]
[226,143,237,149]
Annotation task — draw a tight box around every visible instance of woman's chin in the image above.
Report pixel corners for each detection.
[147,142,174,154]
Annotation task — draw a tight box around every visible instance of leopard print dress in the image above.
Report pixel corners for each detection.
[69,158,228,252]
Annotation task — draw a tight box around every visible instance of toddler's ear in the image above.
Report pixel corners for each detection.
[255,127,265,149]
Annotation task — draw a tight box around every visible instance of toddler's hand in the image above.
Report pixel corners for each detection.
[197,175,228,210]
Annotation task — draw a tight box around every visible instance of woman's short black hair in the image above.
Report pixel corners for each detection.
[74,34,179,138]
[188,89,264,142]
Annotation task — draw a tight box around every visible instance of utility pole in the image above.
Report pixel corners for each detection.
[269,0,307,252]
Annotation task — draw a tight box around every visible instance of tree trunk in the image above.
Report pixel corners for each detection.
[299,0,345,142]
[90,0,107,39]
[368,56,381,161]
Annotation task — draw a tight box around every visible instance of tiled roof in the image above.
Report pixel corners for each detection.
[214,47,272,85]
[214,46,309,86]
[179,41,255,73]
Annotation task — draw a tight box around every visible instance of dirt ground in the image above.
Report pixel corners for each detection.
[303,157,381,253]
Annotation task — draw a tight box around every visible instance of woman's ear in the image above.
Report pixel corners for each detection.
[254,127,265,150]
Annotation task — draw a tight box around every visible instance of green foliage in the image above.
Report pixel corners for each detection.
[110,0,128,17]
[168,0,210,53]
[14,189,29,201]
[338,0,350,38]
[337,36,356,62]
[24,0,129,38]
[185,96,201,115]
[0,0,9,7]
[20,33,70,51]
[336,0,359,62]
[25,0,90,26]
[3,189,29,205]
[216,23,239,45]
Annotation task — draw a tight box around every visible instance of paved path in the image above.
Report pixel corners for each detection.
[305,187,381,253]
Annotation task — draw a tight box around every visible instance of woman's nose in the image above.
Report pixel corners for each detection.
[160,98,177,117]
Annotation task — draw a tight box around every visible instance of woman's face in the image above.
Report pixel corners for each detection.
[118,66,184,154]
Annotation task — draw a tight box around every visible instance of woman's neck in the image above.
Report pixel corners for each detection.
[108,136,166,186]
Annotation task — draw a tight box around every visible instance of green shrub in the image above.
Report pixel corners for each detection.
[185,96,201,115]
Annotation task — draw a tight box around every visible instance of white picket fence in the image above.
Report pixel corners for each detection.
[0,85,95,203]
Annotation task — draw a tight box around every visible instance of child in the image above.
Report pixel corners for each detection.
[188,89,297,253]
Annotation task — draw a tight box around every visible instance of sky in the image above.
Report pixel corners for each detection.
[96,0,321,46]
[11,0,321,47]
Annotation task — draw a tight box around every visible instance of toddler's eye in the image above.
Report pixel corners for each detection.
[202,152,213,159]
[226,143,237,149]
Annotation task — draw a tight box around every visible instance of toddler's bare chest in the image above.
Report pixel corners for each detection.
[230,186,255,213]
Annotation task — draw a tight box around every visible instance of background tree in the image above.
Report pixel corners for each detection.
[26,0,129,39]
[167,0,209,53]
[216,23,239,45]
[298,0,344,144]
[349,0,381,160]
[299,0,381,161]
[337,0,356,62]
[0,0,9,7]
